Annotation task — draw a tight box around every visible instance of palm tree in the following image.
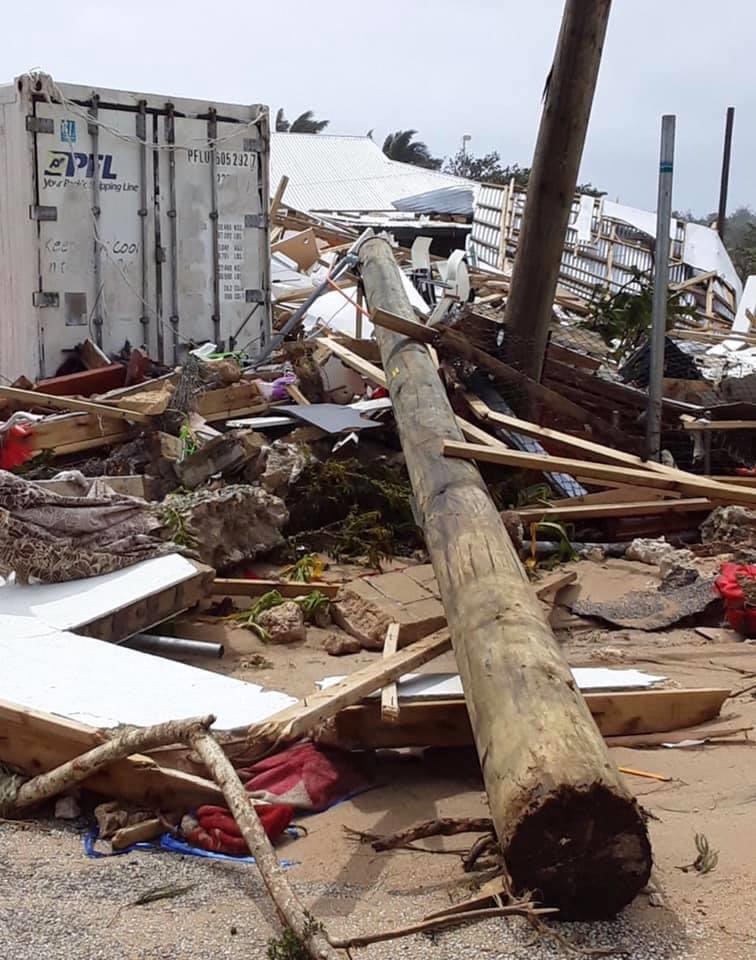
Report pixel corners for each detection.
[382,130,441,170]
[276,109,330,134]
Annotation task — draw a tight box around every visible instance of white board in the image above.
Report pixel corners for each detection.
[0,615,295,731]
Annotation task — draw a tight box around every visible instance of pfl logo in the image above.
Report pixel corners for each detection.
[44,151,118,180]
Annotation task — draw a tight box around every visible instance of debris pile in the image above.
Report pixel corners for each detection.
[2,190,756,959]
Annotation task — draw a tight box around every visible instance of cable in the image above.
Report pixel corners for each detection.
[29,71,267,153]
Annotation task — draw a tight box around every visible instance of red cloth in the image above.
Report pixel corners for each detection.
[184,803,294,855]
[238,742,366,811]
[183,744,366,857]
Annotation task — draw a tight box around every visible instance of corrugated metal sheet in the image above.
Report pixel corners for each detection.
[393,185,475,216]
[271,133,472,213]
[469,183,741,325]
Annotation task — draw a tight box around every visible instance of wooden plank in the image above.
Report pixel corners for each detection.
[534,570,578,599]
[442,440,756,507]
[467,395,673,474]
[369,308,629,448]
[683,419,756,432]
[517,498,712,522]
[0,698,223,809]
[381,623,401,724]
[325,687,731,749]
[29,414,135,456]
[550,486,679,506]
[77,562,215,644]
[319,334,504,448]
[238,631,452,747]
[269,174,289,221]
[195,381,267,421]
[0,385,151,423]
[272,228,320,272]
[547,342,601,372]
[212,578,340,599]
[319,335,387,386]
[286,384,311,406]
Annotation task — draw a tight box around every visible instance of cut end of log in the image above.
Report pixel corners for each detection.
[504,784,652,920]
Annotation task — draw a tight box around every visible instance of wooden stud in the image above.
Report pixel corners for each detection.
[381,623,401,724]
[0,385,150,424]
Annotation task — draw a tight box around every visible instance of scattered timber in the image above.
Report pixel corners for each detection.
[359,235,651,920]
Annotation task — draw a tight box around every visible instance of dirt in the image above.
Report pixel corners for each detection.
[3,560,756,958]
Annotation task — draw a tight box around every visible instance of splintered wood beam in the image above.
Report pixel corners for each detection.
[516,498,712,522]
[0,385,151,423]
[381,623,401,724]
[238,630,452,752]
[466,395,673,473]
[211,578,340,599]
[324,687,730,748]
[442,440,756,507]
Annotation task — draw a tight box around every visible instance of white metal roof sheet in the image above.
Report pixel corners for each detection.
[271,133,472,214]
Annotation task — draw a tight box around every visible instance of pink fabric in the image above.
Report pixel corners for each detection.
[238,742,366,811]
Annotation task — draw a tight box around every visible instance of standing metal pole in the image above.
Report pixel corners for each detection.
[646,114,676,462]
[717,107,735,241]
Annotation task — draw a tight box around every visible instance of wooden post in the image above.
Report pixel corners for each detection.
[503,0,612,384]
[357,235,651,920]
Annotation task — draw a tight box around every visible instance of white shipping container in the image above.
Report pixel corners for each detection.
[0,73,270,381]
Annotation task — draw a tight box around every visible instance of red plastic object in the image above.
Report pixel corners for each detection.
[714,562,756,638]
[0,424,34,470]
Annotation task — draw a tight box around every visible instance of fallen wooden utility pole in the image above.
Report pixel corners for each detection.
[503,0,612,383]
[357,234,651,919]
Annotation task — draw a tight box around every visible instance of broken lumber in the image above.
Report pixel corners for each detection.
[10,715,214,811]
[212,578,340,599]
[324,687,730,748]
[0,385,151,424]
[358,234,651,919]
[0,698,223,809]
[517,498,712,522]
[380,623,401,723]
[443,441,756,508]
[227,630,452,761]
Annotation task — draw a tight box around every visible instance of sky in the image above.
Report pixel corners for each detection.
[1,0,752,216]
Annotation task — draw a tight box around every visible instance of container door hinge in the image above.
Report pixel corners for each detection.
[29,205,58,222]
[156,246,166,264]
[26,116,54,134]
[244,213,268,229]
[243,137,262,152]
[33,291,59,308]
[245,289,265,304]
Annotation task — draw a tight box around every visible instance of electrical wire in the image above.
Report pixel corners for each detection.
[28,71,267,153]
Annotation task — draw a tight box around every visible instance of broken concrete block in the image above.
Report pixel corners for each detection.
[323,632,361,656]
[261,440,308,497]
[701,505,756,551]
[257,601,306,644]
[332,565,446,649]
[176,430,266,489]
[624,537,678,566]
[160,484,287,570]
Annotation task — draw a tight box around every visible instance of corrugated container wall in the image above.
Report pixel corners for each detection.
[0,74,270,381]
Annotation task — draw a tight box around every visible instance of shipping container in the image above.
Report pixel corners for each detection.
[0,72,270,381]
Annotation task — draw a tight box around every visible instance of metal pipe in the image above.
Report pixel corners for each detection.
[208,109,222,348]
[124,633,224,659]
[89,95,103,347]
[645,114,676,462]
[136,101,150,347]
[248,251,358,368]
[717,107,735,241]
[166,104,180,363]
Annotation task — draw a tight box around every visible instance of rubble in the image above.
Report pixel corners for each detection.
[1,70,755,960]
[256,601,307,644]
[158,485,288,570]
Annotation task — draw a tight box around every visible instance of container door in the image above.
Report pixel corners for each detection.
[155,109,269,363]
[33,99,155,375]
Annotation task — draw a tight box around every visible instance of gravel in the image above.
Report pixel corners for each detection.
[0,822,746,960]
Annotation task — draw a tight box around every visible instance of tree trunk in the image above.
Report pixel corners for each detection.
[11,716,215,811]
[190,731,346,960]
[357,235,651,919]
[504,0,612,384]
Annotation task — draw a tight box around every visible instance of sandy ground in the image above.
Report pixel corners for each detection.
[2,560,756,959]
